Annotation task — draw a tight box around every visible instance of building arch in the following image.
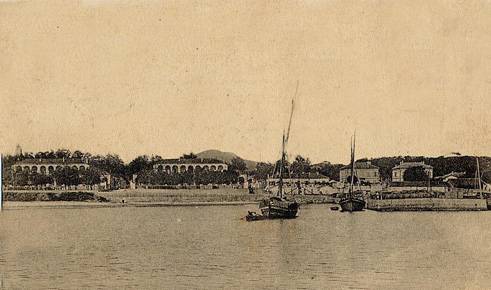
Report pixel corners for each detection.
[48,166,54,174]
[15,166,22,172]
[203,165,209,171]
[165,165,171,174]
[79,166,85,171]
[218,165,224,171]
[188,166,194,173]
[40,166,46,175]
[180,165,187,173]
[210,165,216,171]
[31,166,38,173]
[23,166,30,172]
[157,165,164,172]
[172,165,178,174]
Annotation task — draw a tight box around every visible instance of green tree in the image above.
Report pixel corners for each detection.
[30,172,54,185]
[403,166,428,181]
[53,167,80,186]
[317,162,344,181]
[182,152,198,159]
[89,154,125,176]
[290,155,311,178]
[80,168,102,185]
[55,149,71,159]
[254,162,275,180]
[13,171,29,186]
[127,155,152,176]
[229,157,247,173]
[71,150,84,159]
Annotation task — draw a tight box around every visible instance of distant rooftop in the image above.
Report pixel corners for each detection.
[155,158,225,165]
[341,161,379,170]
[14,158,87,165]
[434,171,466,180]
[393,161,433,170]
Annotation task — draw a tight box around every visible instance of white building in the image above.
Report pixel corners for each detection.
[153,158,228,173]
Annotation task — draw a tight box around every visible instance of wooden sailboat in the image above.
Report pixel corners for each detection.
[339,134,366,212]
[258,130,299,219]
[247,97,299,221]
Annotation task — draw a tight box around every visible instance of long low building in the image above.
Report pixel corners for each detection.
[339,161,380,184]
[12,158,90,175]
[153,158,228,173]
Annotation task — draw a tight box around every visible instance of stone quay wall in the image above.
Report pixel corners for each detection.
[367,198,488,211]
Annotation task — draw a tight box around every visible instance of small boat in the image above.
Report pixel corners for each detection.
[339,133,366,212]
[339,197,365,212]
[330,206,339,211]
[259,197,299,219]
[245,211,266,221]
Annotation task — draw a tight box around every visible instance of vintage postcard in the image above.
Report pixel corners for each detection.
[1,1,490,289]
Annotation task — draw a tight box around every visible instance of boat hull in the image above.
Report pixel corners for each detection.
[259,198,299,219]
[339,198,365,212]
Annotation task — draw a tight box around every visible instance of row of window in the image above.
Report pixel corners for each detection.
[155,164,226,173]
[14,165,87,174]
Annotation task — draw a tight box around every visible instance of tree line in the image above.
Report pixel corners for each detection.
[3,149,490,186]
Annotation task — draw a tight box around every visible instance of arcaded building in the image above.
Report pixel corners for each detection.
[12,158,90,175]
[153,158,228,173]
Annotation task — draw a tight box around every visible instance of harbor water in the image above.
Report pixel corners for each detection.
[1,204,491,289]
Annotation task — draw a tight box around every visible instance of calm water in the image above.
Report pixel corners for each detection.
[1,204,491,289]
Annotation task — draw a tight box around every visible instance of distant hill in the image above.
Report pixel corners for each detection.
[196,149,257,170]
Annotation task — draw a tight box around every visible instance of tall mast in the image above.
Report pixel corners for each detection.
[276,83,298,199]
[0,154,3,212]
[278,132,286,199]
[349,134,356,198]
[477,157,483,199]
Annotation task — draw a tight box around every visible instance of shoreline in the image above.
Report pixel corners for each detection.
[1,200,260,210]
[2,188,336,209]
[2,200,337,210]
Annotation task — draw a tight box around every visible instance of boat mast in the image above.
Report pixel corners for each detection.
[278,132,286,199]
[0,154,3,212]
[277,83,298,199]
[349,134,356,198]
[477,157,483,199]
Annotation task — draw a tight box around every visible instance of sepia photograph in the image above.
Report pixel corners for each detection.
[1,0,491,289]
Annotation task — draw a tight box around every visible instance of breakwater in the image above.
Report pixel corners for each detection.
[367,198,488,211]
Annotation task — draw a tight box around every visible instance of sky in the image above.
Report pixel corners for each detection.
[0,0,490,164]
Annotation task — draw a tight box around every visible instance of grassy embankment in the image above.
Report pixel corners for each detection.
[99,188,335,205]
[3,188,335,206]
[99,188,263,204]
[4,191,109,202]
